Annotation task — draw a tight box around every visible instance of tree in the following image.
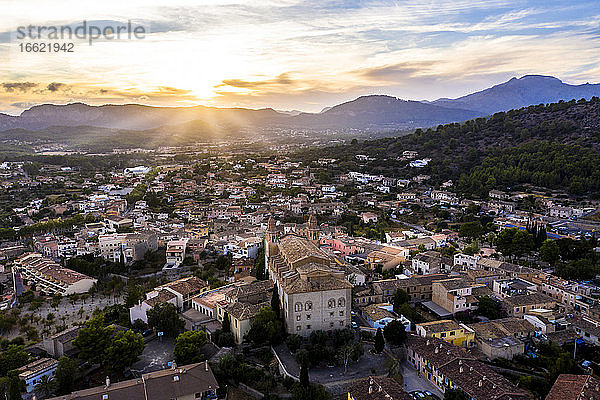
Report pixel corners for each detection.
[147,302,184,338]
[477,296,501,320]
[247,306,283,345]
[34,375,56,399]
[383,320,407,346]
[72,315,114,365]
[254,247,266,280]
[104,330,144,373]
[5,370,24,400]
[540,240,560,265]
[374,328,385,353]
[0,344,29,375]
[174,330,208,364]
[271,286,281,320]
[125,284,145,308]
[222,312,231,333]
[54,356,77,395]
[392,289,409,313]
[299,360,309,387]
[336,342,364,373]
[459,221,483,239]
[444,388,468,400]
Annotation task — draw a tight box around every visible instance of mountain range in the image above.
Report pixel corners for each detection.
[2,75,600,147]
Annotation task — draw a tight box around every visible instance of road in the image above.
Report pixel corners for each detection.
[401,361,444,398]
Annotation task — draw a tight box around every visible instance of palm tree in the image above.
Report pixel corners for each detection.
[35,375,56,399]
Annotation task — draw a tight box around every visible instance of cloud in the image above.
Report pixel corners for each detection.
[2,82,38,92]
[155,86,192,95]
[47,82,66,92]
[218,73,294,90]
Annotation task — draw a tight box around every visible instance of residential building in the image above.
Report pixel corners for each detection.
[348,376,412,400]
[545,374,600,400]
[42,326,82,358]
[14,253,96,295]
[47,362,219,400]
[503,293,556,317]
[432,278,486,314]
[18,358,59,394]
[410,251,452,275]
[469,318,535,360]
[416,320,475,347]
[404,335,531,399]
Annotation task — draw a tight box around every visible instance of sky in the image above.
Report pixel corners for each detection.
[0,0,599,114]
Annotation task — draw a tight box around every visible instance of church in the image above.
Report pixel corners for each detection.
[265,214,352,336]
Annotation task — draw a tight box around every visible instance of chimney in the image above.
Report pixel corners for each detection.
[435,347,439,354]
[378,386,382,392]
[478,380,482,387]
[205,360,209,371]
[459,366,463,373]
[105,376,110,388]
[426,340,430,346]
[171,361,177,370]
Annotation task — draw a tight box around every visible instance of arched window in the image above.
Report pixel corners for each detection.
[338,297,345,307]
[295,302,303,312]
[305,301,313,311]
[328,298,336,308]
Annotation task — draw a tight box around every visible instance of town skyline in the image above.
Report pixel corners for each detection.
[1,0,599,114]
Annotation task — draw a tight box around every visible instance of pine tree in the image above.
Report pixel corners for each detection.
[271,285,281,319]
[375,328,385,353]
[300,361,309,387]
[222,312,231,333]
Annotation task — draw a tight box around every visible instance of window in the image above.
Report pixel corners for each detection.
[295,302,303,312]
[441,332,446,338]
[307,325,311,329]
[330,322,334,327]
[328,298,336,308]
[296,315,301,321]
[296,325,301,331]
[195,393,202,399]
[330,312,334,317]
[339,321,344,326]
[450,331,455,336]
[306,314,311,320]
[339,311,344,316]
[338,297,345,307]
[305,301,313,311]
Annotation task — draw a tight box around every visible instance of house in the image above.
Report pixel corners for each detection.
[216,280,273,344]
[19,358,59,394]
[493,278,537,298]
[432,278,486,314]
[165,238,189,269]
[43,326,82,357]
[545,374,600,400]
[404,335,531,400]
[47,362,219,400]
[361,212,378,224]
[416,320,475,347]
[360,303,410,330]
[503,293,556,317]
[569,316,600,345]
[14,253,97,295]
[373,274,450,304]
[524,309,556,334]
[453,253,479,270]
[469,318,534,360]
[410,251,452,275]
[348,376,412,400]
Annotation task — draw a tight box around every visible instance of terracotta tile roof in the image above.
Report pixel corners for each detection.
[405,335,531,400]
[545,374,600,400]
[47,362,219,400]
[348,376,412,400]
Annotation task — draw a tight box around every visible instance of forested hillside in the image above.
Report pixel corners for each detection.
[299,97,600,197]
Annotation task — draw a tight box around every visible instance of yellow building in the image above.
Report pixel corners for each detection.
[416,319,475,347]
